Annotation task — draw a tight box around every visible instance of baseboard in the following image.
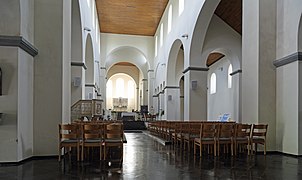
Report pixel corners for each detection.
[0,155,57,166]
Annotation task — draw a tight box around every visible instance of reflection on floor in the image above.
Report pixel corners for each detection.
[1,132,302,179]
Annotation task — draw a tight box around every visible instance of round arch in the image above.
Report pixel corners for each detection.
[105,46,149,79]
[106,63,139,89]
[71,0,83,62]
[189,0,220,67]
[85,33,94,84]
[166,39,184,86]
[298,14,302,51]
[106,73,138,111]
[202,48,241,71]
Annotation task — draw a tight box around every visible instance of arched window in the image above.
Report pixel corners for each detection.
[116,78,124,97]
[210,73,216,94]
[228,64,233,88]
[106,80,113,98]
[179,0,184,16]
[160,23,163,47]
[155,36,158,57]
[128,81,135,98]
[168,5,172,34]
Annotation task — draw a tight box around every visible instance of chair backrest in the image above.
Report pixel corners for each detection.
[82,123,103,140]
[251,124,268,138]
[201,123,216,138]
[105,123,123,139]
[218,123,234,138]
[59,124,79,140]
[235,124,252,138]
[189,123,201,136]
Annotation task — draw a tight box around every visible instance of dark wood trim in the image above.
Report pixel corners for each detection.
[71,62,87,70]
[230,69,242,76]
[183,67,209,74]
[180,95,184,98]
[0,35,38,57]
[164,86,179,90]
[273,52,302,68]
[85,84,96,88]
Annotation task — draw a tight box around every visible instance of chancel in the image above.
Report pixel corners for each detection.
[0,0,302,179]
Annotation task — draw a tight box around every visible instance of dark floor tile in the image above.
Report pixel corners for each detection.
[1,133,302,179]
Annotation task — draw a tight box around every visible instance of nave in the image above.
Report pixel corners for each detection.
[0,133,301,180]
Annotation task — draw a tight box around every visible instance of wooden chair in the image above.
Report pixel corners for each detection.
[217,123,234,156]
[183,123,201,151]
[177,122,190,148]
[234,124,252,155]
[251,124,268,155]
[58,124,80,162]
[81,123,104,161]
[103,123,124,160]
[194,123,217,157]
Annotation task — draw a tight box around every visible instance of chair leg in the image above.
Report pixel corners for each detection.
[200,144,202,158]
[194,143,196,155]
[58,148,61,162]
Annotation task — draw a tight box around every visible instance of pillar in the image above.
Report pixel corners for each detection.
[164,87,180,120]
[242,0,276,150]
[183,67,208,121]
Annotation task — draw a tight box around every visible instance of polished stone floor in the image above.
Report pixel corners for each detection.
[1,132,302,179]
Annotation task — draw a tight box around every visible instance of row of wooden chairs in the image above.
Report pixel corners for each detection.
[148,121,268,157]
[58,122,124,162]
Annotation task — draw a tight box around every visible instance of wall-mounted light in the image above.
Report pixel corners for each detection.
[181,34,189,39]
[84,27,91,32]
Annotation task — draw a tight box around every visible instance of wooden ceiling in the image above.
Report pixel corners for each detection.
[96,0,169,36]
[206,53,225,67]
[214,0,242,34]
[95,0,242,36]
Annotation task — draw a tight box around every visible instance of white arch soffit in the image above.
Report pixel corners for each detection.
[189,0,220,66]
[108,73,138,87]
[105,46,149,79]
[154,62,161,87]
[298,14,302,51]
[107,71,138,87]
[202,48,241,70]
[71,0,83,61]
[167,39,183,86]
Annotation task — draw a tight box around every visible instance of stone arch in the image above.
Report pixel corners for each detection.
[106,63,139,89]
[189,0,220,67]
[105,46,149,79]
[71,0,83,62]
[202,48,241,71]
[84,33,94,84]
[298,13,302,51]
[106,73,138,111]
[167,39,184,86]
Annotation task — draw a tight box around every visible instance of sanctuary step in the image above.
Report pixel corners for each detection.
[123,120,147,130]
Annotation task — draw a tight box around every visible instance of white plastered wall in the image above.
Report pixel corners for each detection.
[0,0,34,162]
[275,0,302,155]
